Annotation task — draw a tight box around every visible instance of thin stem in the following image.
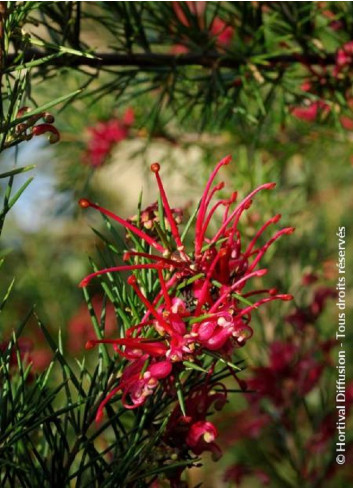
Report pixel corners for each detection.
[5,49,337,70]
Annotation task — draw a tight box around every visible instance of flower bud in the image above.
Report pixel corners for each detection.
[148,361,172,379]
[150,162,160,173]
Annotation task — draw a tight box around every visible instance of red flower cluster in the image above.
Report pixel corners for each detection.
[14,107,60,145]
[165,380,227,459]
[79,155,293,455]
[83,108,134,168]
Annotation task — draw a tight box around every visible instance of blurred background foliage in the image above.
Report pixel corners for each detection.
[0,1,353,487]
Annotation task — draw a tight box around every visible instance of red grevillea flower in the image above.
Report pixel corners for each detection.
[83,108,134,168]
[31,124,60,144]
[186,421,218,451]
[165,381,226,459]
[14,107,60,144]
[79,155,293,420]
[89,355,173,418]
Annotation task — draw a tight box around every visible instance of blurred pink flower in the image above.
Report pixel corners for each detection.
[286,285,336,330]
[301,272,318,285]
[221,406,271,445]
[246,338,334,406]
[30,348,52,371]
[83,108,134,168]
[0,337,51,378]
[172,1,206,26]
[291,100,330,122]
[340,115,353,131]
[335,40,353,72]
[300,80,313,92]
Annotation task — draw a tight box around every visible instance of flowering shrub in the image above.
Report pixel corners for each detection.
[78,155,293,471]
[2,3,353,487]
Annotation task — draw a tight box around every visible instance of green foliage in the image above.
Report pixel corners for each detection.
[2,1,353,133]
[0,310,194,487]
[0,2,353,488]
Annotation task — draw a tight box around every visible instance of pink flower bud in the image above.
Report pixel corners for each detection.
[197,320,216,341]
[148,360,172,379]
[204,327,232,350]
[32,124,60,144]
